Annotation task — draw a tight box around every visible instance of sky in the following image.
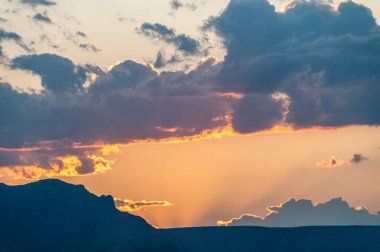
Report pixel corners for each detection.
[0,0,380,228]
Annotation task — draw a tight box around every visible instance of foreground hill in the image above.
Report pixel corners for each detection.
[1,179,380,252]
[0,179,182,252]
[164,226,380,252]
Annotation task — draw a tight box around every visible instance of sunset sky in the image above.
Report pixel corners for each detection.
[0,0,380,228]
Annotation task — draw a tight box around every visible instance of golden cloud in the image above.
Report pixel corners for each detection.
[114,198,173,212]
[0,154,113,180]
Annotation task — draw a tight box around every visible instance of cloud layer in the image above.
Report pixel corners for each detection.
[1,0,380,179]
[0,56,229,179]
[207,0,380,130]
[218,198,380,227]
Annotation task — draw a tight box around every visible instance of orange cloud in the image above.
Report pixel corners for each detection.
[217,214,263,227]
[315,156,345,168]
[99,145,121,156]
[114,198,173,212]
[0,155,113,180]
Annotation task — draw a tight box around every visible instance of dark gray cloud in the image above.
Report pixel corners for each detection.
[206,0,380,130]
[11,54,92,93]
[20,0,56,6]
[2,0,380,178]
[219,198,380,227]
[1,56,230,151]
[90,60,157,94]
[350,153,369,164]
[0,56,230,177]
[232,94,288,133]
[33,13,52,23]
[138,23,200,55]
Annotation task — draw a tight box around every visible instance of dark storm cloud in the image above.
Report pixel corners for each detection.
[138,22,200,55]
[206,0,380,130]
[232,94,288,133]
[0,55,229,177]
[350,153,369,164]
[219,198,380,227]
[2,0,380,178]
[20,0,56,6]
[33,13,52,23]
[1,56,230,151]
[11,54,93,93]
[90,60,158,94]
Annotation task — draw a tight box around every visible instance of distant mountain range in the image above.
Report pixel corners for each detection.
[1,179,380,252]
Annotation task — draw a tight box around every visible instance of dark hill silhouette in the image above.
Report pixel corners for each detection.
[0,179,183,252]
[1,179,380,252]
[164,226,380,252]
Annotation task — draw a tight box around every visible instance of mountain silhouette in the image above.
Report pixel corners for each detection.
[1,179,380,252]
[0,179,182,252]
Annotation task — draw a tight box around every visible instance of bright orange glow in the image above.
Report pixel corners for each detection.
[114,198,173,212]
[217,214,263,226]
[0,155,113,180]
[99,145,121,156]
[87,155,113,174]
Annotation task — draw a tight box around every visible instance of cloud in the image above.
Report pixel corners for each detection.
[79,43,100,53]
[316,156,345,168]
[218,198,380,227]
[153,51,181,68]
[138,23,201,55]
[232,93,289,133]
[350,153,369,164]
[169,0,197,11]
[61,30,101,53]
[170,0,183,10]
[2,0,380,178]
[0,56,231,178]
[33,13,52,24]
[314,153,370,168]
[114,198,173,212]
[0,140,120,180]
[11,54,96,93]
[76,31,87,38]
[206,0,380,130]
[0,149,113,180]
[0,28,30,58]
[19,0,56,6]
